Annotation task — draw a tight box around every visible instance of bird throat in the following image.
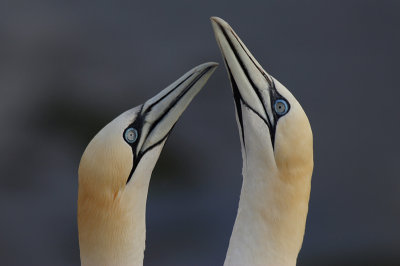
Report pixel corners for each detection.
[78,184,149,266]
[224,126,311,266]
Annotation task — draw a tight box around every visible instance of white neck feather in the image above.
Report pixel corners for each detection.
[224,115,311,266]
[78,175,150,266]
[224,170,310,266]
[78,145,164,266]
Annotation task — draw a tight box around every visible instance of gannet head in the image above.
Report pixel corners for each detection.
[79,62,217,201]
[211,17,313,177]
[211,17,312,264]
[78,62,217,265]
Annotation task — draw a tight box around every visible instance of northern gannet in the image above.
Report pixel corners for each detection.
[211,17,313,266]
[77,62,218,266]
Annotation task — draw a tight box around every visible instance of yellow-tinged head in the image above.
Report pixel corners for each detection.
[211,17,313,178]
[211,17,313,265]
[78,62,217,266]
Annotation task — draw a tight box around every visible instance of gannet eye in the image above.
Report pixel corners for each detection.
[274,99,289,116]
[124,128,138,144]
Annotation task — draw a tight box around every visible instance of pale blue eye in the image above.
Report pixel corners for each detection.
[274,99,289,115]
[124,128,138,143]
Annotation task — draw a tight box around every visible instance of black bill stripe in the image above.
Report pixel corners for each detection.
[126,66,213,184]
[217,23,276,145]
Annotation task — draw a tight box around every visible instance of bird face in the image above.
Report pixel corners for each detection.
[78,63,218,204]
[211,17,313,175]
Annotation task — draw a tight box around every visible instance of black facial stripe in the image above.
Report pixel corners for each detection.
[125,66,212,184]
[145,66,211,140]
[218,24,274,132]
[269,78,291,120]
[228,28,292,144]
[218,23,291,148]
[124,104,144,184]
[144,72,194,113]
[218,23,277,146]
[125,131,169,184]
[226,62,274,148]
[229,29,273,88]
[124,103,169,184]
[226,60,245,148]
[227,27,283,146]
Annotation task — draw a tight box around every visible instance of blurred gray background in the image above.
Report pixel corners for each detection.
[1,0,399,265]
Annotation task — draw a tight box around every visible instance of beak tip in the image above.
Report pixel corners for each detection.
[196,62,219,73]
[210,17,230,29]
[210,16,218,22]
[210,16,223,24]
[210,62,219,69]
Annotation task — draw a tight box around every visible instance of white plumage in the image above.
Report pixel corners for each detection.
[211,17,313,266]
[77,63,217,266]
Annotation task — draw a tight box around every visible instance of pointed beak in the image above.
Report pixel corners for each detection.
[139,62,218,152]
[210,17,277,143]
[126,62,218,182]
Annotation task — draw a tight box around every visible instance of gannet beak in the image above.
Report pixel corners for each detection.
[126,62,218,181]
[211,17,279,145]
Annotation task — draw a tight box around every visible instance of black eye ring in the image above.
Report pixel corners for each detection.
[124,128,138,144]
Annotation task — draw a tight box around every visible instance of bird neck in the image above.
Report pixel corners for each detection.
[224,148,311,266]
[78,170,153,266]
